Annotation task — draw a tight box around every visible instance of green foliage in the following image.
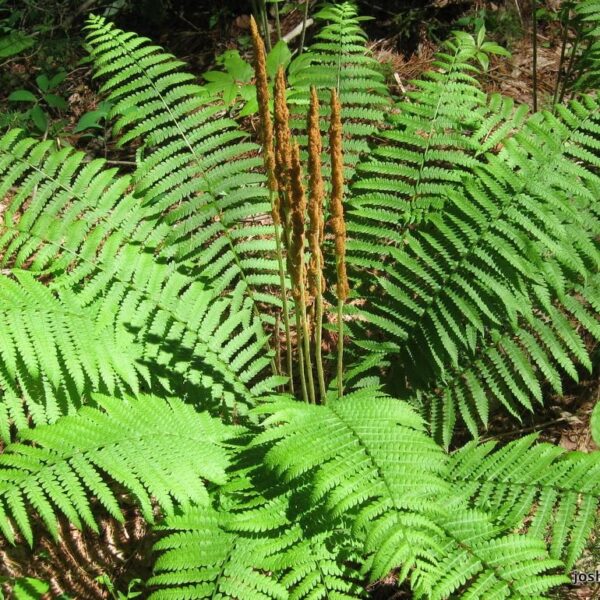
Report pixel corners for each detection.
[287,2,391,181]
[346,30,600,445]
[593,402,600,446]
[203,41,291,116]
[7,70,68,134]
[0,394,233,545]
[0,2,599,599]
[5,577,49,600]
[0,31,34,59]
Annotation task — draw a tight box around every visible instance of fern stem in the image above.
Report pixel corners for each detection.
[552,7,570,109]
[314,274,326,403]
[294,310,309,403]
[299,0,310,54]
[274,311,282,380]
[336,298,344,399]
[274,219,295,393]
[259,0,271,51]
[299,293,317,404]
[559,33,581,103]
[274,0,282,40]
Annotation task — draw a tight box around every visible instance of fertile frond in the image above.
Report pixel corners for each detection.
[0,395,234,545]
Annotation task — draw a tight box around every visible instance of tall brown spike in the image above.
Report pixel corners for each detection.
[250,16,278,219]
[288,140,307,302]
[329,88,349,301]
[274,67,292,230]
[307,86,325,303]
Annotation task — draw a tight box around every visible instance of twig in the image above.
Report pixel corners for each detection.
[513,0,523,28]
[283,18,313,44]
[480,417,572,443]
[103,160,137,166]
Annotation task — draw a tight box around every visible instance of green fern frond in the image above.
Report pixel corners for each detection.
[0,271,142,438]
[0,129,145,275]
[563,0,600,94]
[0,395,235,546]
[151,506,363,600]
[287,1,391,181]
[149,505,289,600]
[150,441,366,600]
[0,129,283,416]
[348,90,600,442]
[449,434,600,570]
[85,16,281,311]
[347,31,520,254]
[254,393,578,599]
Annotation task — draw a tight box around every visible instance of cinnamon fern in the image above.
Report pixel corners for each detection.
[0,3,598,599]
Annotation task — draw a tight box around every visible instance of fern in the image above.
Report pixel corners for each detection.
[286,2,391,181]
[346,42,600,443]
[0,394,233,545]
[0,271,141,437]
[449,435,600,570]
[0,3,599,599]
[85,15,281,304]
[150,393,595,598]
[0,127,282,426]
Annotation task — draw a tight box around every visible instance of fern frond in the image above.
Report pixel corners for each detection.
[149,505,289,600]
[348,90,600,442]
[0,129,144,275]
[85,16,282,312]
[0,271,142,438]
[254,393,575,598]
[347,31,520,256]
[0,129,283,417]
[449,434,600,570]
[287,1,391,181]
[150,450,365,600]
[0,395,234,545]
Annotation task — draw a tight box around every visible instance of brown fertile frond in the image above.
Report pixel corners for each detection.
[250,16,278,207]
[288,140,307,303]
[274,67,292,230]
[307,86,325,303]
[329,88,349,301]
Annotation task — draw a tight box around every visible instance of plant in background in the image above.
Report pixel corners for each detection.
[0,2,599,599]
[551,0,600,103]
[7,70,67,134]
[203,40,291,116]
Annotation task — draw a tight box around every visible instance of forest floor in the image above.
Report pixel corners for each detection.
[0,0,599,598]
